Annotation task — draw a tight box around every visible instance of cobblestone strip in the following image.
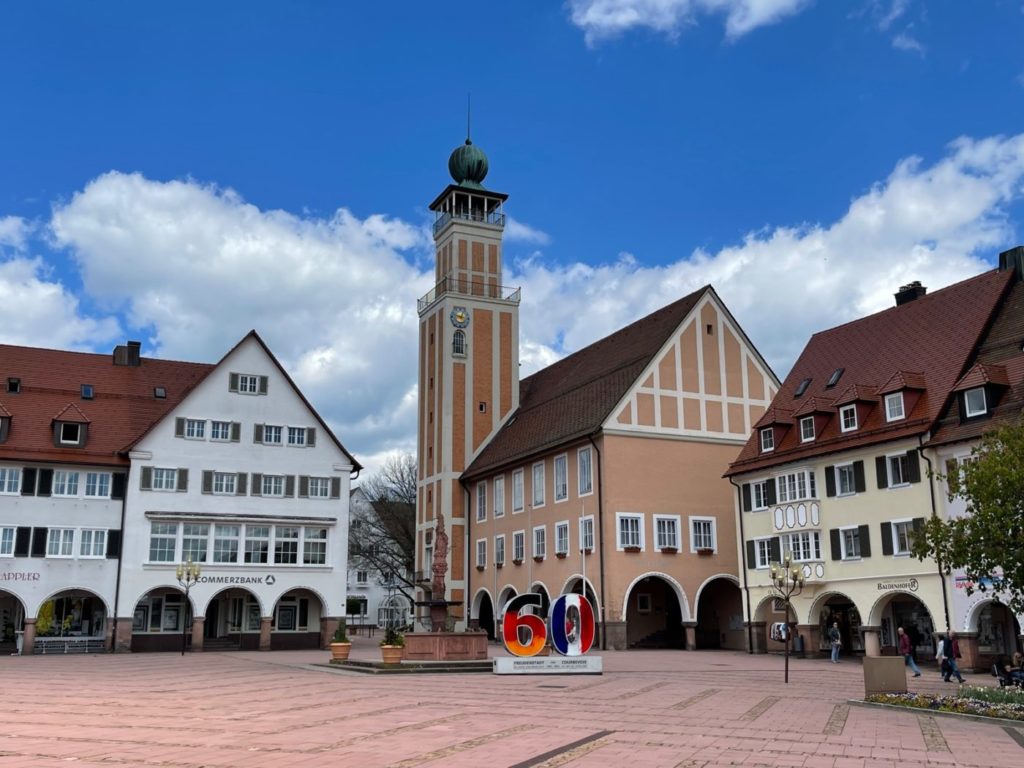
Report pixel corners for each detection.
[822,703,849,735]
[315,714,464,752]
[917,714,951,752]
[387,724,534,768]
[671,688,719,710]
[510,730,614,768]
[740,695,781,722]
[1003,726,1024,749]
[620,681,670,699]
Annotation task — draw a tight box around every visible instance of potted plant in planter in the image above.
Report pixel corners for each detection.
[379,627,405,665]
[329,622,352,662]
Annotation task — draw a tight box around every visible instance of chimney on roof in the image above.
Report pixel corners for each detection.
[113,340,142,367]
[894,281,927,306]
[998,245,1024,281]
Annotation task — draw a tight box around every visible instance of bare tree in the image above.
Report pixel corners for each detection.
[349,453,417,605]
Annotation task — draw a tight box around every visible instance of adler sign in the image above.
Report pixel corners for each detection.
[493,593,602,674]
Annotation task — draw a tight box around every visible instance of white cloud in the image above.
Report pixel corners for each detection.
[872,0,910,30]
[567,0,811,44]
[891,30,925,55]
[510,133,1024,379]
[0,216,31,250]
[505,217,551,245]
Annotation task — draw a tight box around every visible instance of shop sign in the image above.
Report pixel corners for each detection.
[876,578,918,592]
[0,571,41,582]
[197,574,270,585]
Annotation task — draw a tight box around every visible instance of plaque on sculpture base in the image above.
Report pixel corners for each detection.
[493,656,603,675]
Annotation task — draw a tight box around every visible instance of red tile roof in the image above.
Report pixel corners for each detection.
[832,383,879,407]
[464,286,712,478]
[791,396,834,417]
[0,343,212,467]
[878,370,927,394]
[727,268,1016,476]
[951,363,1010,391]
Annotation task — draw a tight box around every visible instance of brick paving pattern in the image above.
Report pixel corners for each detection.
[0,638,1021,767]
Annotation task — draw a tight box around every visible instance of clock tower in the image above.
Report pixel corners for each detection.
[415,136,520,626]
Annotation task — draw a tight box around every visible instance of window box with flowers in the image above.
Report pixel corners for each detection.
[533,555,545,563]
[555,552,567,559]
[660,546,678,554]
[512,558,523,566]
[495,562,503,569]
[697,547,714,556]
[475,565,485,571]
[623,546,642,553]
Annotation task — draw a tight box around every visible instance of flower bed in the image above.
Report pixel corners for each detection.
[866,686,1024,722]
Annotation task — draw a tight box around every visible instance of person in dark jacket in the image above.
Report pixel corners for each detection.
[940,629,965,683]
[898,626,921,676]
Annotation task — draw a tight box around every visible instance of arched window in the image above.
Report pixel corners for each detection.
[452,330,466,357]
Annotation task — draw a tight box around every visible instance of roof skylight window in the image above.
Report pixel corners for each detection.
[825,368,845,388]
[794,378,811,397]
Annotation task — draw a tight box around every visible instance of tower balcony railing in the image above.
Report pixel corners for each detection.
[418,277,521,313]
[433,209,506,237]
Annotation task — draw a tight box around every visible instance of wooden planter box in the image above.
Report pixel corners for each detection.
[623,546,641,553]
[660,547,678,554]
[556,552,567,559]
[475,565,485,571]
[512,559,523,565]
[495,562,503,569]
[697,548,714,556]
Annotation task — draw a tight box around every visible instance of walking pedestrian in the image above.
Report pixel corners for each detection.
[828,621,842,663]
[940,629,965,683]
[898,626,921,677]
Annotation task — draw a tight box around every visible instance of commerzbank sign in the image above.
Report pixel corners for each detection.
[196,574,277,586]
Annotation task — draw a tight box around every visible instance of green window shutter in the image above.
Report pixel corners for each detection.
[21,467,37,496]
[177,468,189,492]
[853,461,866,493]
[745,540,756,567]
[906,450,922,483]
[175,417,185,438]
[880,522,893,556]
[306,427,316,447]
[202,471,213,494]
[741,484,752,512]
[236,473,247,495]
[251,473,263,496]
[875,456,888,489]
[258,376,269,395]
[106,530,121,559]
[111,472,127,500]
[253,424,264,444]
[298,476,309,498]
[330,477,341,499]
[229,372,239,392]
[230,422,241,442]
[140,466,153,491]
[285,475,296,497]
[829,529,842,561]
[858,524,871,557]
[824,467,836,497]
[37,469,53,497]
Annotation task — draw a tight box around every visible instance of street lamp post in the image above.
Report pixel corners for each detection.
[175,559,201,657]
[769,553,805,684]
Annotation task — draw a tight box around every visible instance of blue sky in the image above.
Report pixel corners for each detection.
[1,1,1023,471]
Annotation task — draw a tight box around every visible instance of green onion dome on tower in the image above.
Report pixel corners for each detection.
[448,138,489,189]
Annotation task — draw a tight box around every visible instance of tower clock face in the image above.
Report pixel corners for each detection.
[450,307,469,328]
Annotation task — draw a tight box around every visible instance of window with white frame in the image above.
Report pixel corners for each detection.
[493,476,505,518]
[532,462,545,507]
[185,418,205,439]
[532,526,546,558]
[555,521,569,554]
[84,472,110,498]
[287,427,307,446]
[554,454,568,501]
[752,480,770,510]
[892,520,914,555]
[79,529,106,558]
[512,469,524,512]
[776,469,816,502]
[149,523,177,562]
[58,422,81,444]
[356,570,368,585]
[245,526,270,564]
[800,416,815,442]
[580,516,595,551]
[213,525,240,563]
[237,374,261,394]
[690,517,716,552]
[964,387,987,417]
[263,425,283,445]
[476,481,487,522]
[885,392,905,421]
[754,538,774,569]
[760,428,774,452]
[262,474,285,496]
[836,464,856,496]
[887,453,910,487]
[495,534,505,565]
[476,538,487,567]
[0,467,19,494]
[152,468,178,491]
[787,531,821,561]
[308,477,330,498]
[211,420,232,441]
[513,530,525,561]
[275,526,299,564]
[578,447,593,495]
[655,516,679,549]
[0,526,14,556]
[212,472,237,495]
[47,528,75,557]
[303,527,327,565]
[53,470,80,497]
[181,523,209,562]
[617,513,643,549]
[840,404,858,432]
[424,529,433,566]
[840,527,861,559]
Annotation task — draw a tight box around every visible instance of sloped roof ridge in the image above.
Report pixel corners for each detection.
[53,402,91,422]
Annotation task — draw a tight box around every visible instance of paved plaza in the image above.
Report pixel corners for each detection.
[1,638,1021,768]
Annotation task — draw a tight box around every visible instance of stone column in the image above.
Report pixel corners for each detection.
[259,617,272,651]
[21,618,36,655]
[320,617,340,650]
[861,625,881,657]
[747,621,767,654]
[604,621,627,650]
[797,623,821,657]
[104,618,115,652]
[682,621,697,651]
[954,631,981,672]
[114,618,134,653]
[191,617,205,652]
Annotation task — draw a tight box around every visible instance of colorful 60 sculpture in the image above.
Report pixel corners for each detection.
[501,593,595,657]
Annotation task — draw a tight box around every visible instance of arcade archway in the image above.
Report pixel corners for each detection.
[270,589,326,650]
[812,592,863,655]
[472,589,495,640]
[0,590,25,654]
[131,587,195,652]
[623,574,685,648]
[871,592,936,661]
[694,576,743,650]
[35,589,108,653]
[203,587,263,651]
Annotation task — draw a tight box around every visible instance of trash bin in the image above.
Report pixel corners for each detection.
[793,633,804,656]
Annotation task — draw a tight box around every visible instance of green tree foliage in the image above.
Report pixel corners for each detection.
[912,422,1024,615]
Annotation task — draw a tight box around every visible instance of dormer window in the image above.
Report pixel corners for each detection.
[884,392,905,422]
[759,428,775,452]
[59,423,81,444]
[964,387,987,418]
[81,384,94,400]
[826,368,845,388]
[799,416,815,442]
[7,378,20,394]
[794,378,811,398]
[839,404,858,432]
